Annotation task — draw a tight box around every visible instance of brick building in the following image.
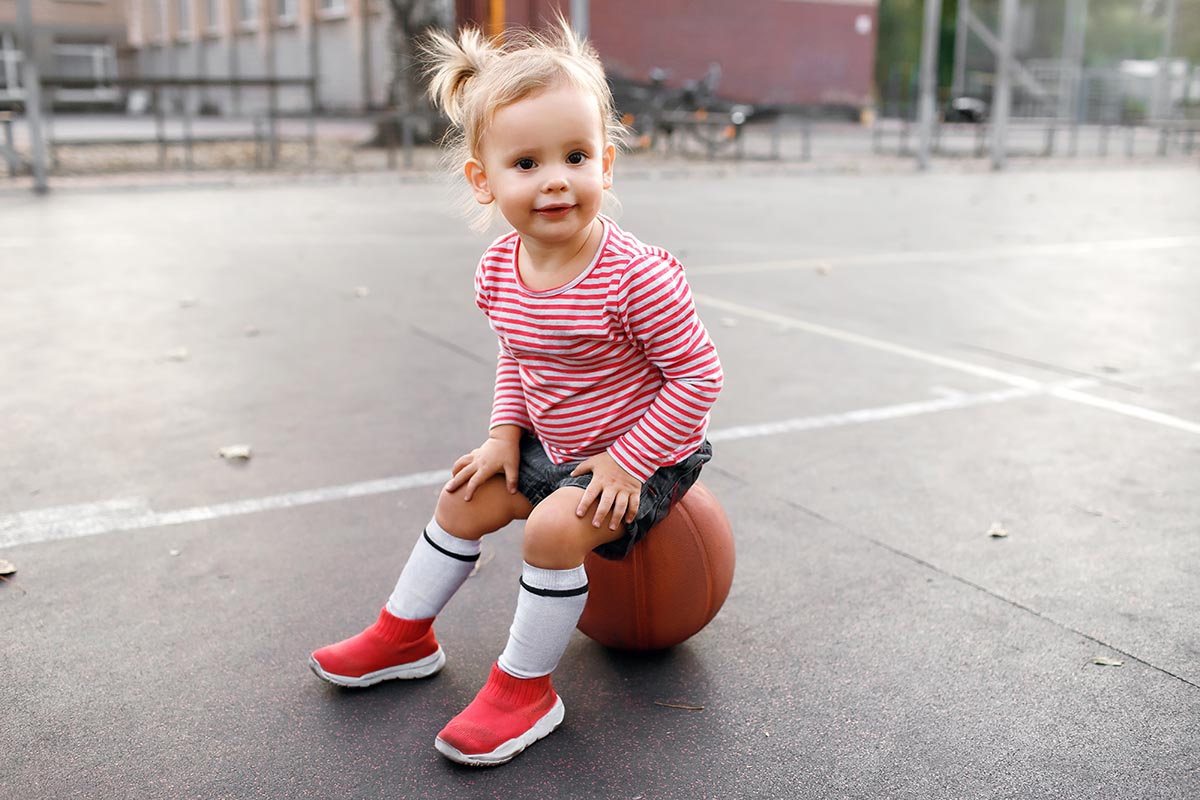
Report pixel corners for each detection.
[0,0,126,108]
[3,0,877,116]
[459,0,879,111]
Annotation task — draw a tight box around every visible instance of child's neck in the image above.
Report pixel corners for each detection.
[517,219,603,292]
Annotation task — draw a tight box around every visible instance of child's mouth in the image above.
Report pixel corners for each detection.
[535,204,574,218]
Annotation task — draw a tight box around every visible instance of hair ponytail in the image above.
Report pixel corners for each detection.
[424,27,497,126]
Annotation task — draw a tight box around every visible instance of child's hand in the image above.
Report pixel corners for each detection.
[570,452,642,530]
[444,429,521,501]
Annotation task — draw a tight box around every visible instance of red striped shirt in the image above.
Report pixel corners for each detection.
[475,217,723,482]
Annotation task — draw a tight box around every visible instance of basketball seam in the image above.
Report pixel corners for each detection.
[676,500,715,620]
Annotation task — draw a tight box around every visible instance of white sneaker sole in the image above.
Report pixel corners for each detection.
[434,696,565,767]
[308,646,446,688]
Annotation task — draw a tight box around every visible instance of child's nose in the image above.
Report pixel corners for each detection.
[541,168,569,191]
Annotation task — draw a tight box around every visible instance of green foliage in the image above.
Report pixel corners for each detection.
[875,0,959,104]
[875,0,1200,101]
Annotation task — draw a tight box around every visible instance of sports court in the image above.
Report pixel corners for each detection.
[2,162,1198,798]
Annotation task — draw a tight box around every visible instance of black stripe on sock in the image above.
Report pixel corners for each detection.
[423,529,480,562]
[519,578,589,598]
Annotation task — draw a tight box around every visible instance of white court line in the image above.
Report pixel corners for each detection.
[4,366,1197,549]
[693,294,1043,390]
[686,235,1200,277]
[0,471,450,550]
[0,385,1053,549]
[707,385,1038,443]
[1049,387,1200,436]
[693,293,1200,438]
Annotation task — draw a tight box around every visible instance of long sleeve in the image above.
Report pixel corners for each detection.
[490,343,532,431]
[607,255,723,482]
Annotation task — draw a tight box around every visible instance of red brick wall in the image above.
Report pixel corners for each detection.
[457,0,877,109]
[589,0,876,108]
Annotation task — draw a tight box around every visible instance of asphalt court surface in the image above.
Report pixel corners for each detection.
[2,165,1199,798]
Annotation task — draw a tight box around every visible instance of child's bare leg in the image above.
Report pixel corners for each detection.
[309,475,530,687]
[434,475,533,540]
[435,487,623,766]
[519,486,623,569]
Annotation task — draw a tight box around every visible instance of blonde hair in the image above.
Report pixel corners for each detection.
[423,19,625,230]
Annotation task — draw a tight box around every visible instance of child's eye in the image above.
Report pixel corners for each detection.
[566,151,587,165]
[515,158,536,170]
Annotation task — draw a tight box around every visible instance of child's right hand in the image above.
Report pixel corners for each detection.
[444,427,522,501]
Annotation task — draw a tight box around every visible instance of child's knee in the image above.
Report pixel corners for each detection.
[434,478,527,540]
[522,491,622,569]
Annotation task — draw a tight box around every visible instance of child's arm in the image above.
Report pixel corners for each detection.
[443,345,530,501]
[573,255,723,527]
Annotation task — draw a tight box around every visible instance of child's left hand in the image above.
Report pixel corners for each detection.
[569,452,642,530]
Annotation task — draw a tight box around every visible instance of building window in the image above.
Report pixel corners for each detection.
[178,0,193,37]
[320,0,347,15]
[0,33,23,102]
[278,0,297,21]
[154,0,169,42]
[240,0,260,26]
[205,0,221,33]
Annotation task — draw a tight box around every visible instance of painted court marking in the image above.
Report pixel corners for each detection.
[4,233,1197,549]
[692,293,1200,438]
[0,379,1083,549]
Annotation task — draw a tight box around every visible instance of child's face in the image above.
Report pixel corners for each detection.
[465,86,615,248]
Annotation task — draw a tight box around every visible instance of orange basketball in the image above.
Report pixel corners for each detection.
[577,481,735,650]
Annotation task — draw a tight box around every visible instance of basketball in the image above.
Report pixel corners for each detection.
[577,481,735,650]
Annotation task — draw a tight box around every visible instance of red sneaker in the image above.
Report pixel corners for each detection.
[309,607,445,687]
[434,663,565,767]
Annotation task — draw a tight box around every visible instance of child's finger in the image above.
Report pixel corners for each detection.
[625,494,639,524]
[592,487,616,528]
[610,494,629,530]
[568,458,593,478]
[503,463,519,494]
[576,482,600,517]
[444,465,472,492]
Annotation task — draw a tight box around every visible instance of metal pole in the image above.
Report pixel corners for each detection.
[990,0,1018,171]
[1059,0,1086,123]
[571,0,589,39]
[15,0,48,193]
[1156,0,1178,155]
[952,0,968,99]
[916,0,943,170]
[360,0,373,112]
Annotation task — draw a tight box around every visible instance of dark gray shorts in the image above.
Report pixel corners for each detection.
[515,432,713,561]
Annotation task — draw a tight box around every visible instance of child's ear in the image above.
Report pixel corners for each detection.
[464,159,494,204]
[601,143,616,190]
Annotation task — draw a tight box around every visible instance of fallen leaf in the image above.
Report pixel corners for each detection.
[217,444,253,461]
[653,701,705,711]
[468,545,495,578]
[0,559,16,576]
[1092,656,1124,667]
[987,522,1008,538]
[166,347,191,362]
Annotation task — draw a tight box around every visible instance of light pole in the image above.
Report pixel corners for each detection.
[916,0,943,170]
[15,0,48,193]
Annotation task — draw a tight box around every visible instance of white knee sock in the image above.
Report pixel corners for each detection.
[497,563,589,679]
[385,518,481,620]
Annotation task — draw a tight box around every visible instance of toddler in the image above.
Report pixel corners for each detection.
[310,20,723,767]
